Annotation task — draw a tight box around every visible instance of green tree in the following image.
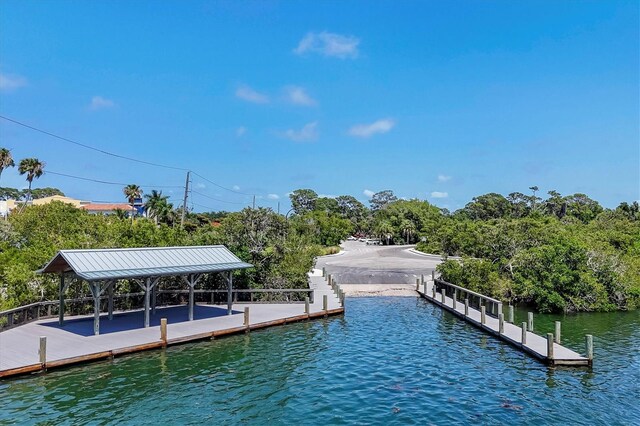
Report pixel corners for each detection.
[144,189,173,225]
[460,193,511,220]
[18,157,45,203]
[289,189,318,215]
[123,184,142,222]
[0,148,15,182]
[370,190,397,211]
[375,220,394,245]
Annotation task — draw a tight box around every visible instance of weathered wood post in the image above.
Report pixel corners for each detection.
[421,274,424,286]
[585,335,593,362]
[304,297,310,314]
[416,278,420,291]
[508,305,514,323]
[432,285,436,299]
[340,291,345,307]
[481,306,486,325]
[554,321,561,344]
[440,290,446,304]
[497,302,503,318]
[39,336,46,366]
[431,270,435,280]
[547,333,554,360]
[521,322,527,344]
[323,294,328,311]
[527,312,534,331]
[322,267,326,277]
[498,313,504,334]
[452,290,457,309]
[327,274,332,285]
[160,318,167,345]
[244,307,250,327]
[464,298,469,316]
[423,280,427,295]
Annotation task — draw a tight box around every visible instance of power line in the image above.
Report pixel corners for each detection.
[190,171,255,196]
[46,170,184,189]
[191,189,248,205]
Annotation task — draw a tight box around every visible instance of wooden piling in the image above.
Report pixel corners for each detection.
[508,305,514,323]
[39,336,46,366]
[421,274,424,286]
[440,290,445,304]
[323,294,328,311]
[244,307,250,326]
[416,278,420,291]
[464,298,469,316]
[423,281,427,294]
[498,313,504,334]
[521,322,527,344]
[452,290,457,309]
[432,286,436,299]
[497,303,503,318]
[431,270,435,280]
[160,318,167,345]
[585,335,593,361]
[481,306,486,324]
[527,312,533,331]
[304,297,310,314]
[554,321,561,344]
[547,333,554,360]
[322,267,326,277]
[327,274,332,285]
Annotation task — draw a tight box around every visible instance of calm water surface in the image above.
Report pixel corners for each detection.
[1,297,638,425]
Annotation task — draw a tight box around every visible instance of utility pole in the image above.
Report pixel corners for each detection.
[277,202,280,215]
[252,195,256,209]
[181,171,190,229]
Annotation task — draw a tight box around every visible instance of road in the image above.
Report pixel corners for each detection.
[315,241,443,284]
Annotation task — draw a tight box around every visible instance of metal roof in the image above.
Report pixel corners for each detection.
[40,245,253,281]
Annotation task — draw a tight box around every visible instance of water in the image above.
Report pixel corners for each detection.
[1,298,638,425]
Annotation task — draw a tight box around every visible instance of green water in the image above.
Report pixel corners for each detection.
[1,297,638,425]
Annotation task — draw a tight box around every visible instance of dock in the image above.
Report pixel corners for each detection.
[417,278,591,366]
[0,270,342,379]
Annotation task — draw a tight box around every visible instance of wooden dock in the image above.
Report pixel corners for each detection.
[0,271,342,379]
[417,279,591,366]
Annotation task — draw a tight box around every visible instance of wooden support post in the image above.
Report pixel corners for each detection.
[452,290,457,309]
[244,307,250,326]
[497,303,503,318]
[189,281,195,321]
[327,274,332,285]
[151,284,157,315]
[416,278,420,291]
[323,294,328,311]
[58,274,65,326]
[527,312,534,331]
[423,280,427,295]
[341,291,345,307]
[555,321,561,344]
[521,322,527,344]
[90,281,101,336]
[322,267,326,277]
[464,299,469,316]
[498,313,504,334]
[304,297,310,314]
[481,306,486,325]
[547,333,554,360]
[508,305,514,323]
[431,270,435,280]
[432,285,436,299]
[421,274,424,286]
[108,280,114,320]
[160,318,167,345]
[144,278,151,328]
[585,335,593,361]
[39,336,46,366]
[227,271,233,315]
[440,290,446,304]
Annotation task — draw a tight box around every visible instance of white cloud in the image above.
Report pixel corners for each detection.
[236,127,247,137]
[431,191,449,199]
[437,174,452,182]
[284,86,317,106]
[267,193,280,200]
[348,119,395,138]
[294,31,360,59]
[232,185,241,191]
[282,121,318,142]
[89,96,115,110]
[0,73,28,92]
[363,189,375,198]
[236,85,269,104]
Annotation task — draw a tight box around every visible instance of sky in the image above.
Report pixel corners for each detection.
[0,0,638,212]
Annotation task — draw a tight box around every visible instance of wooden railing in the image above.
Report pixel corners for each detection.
[0,288,314,332]
[433,278,503,318]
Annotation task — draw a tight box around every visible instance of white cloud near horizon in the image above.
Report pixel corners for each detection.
[267,193,280,200]
[431,191,449,198]
[348,119,395,138]
[236,85,269,104]
[294,31,360,59]
[363,189,375,198]
[0,73,28,92]
[284,86,317,106]
[89,96,115,110]
[282,121,318,142]
[232,185,241,191]
[437,174,452,182]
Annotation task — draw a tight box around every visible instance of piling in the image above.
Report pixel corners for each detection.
[498,313,504,334]
[452,290,457,309]
[160,318,167,345]
[327,274,332,285]
[464,299,469,316]
[521,322,527,344]
[421,274,424,286]
[244,307,250,327]
[432,286,436,299]
[481,306,486,325]
[554,321,561,344]
[323,294,328,311]
[431,270,435,280]
[322,267,326,277]
[497,303,503,318]
[585,335,593,362]
[416,278,420,291]
[39,336,46,366]
[423,281,427,294]
[440,290,446,304]
[508,305,514,323]
[304,297,310,314]
[528,312,533,331]
[547,333,554,360]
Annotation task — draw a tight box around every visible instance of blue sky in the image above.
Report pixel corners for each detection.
[1,0,638,211]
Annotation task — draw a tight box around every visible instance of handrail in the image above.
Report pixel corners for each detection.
[434,279,500,304]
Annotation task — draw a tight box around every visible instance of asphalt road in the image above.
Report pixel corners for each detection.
[315,241,443,284]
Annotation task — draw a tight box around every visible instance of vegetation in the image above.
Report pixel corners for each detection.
[17,157,45,203]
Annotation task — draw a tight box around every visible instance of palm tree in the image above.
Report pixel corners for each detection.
[400,219,416,244]
[18,157,45,204]
[376,220,394,245]
[144,189,172,225]
[123,184,142,222]
[0,148,15,182]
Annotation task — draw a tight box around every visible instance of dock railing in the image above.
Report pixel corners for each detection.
[434,278,503,318]
[0,288,314,332]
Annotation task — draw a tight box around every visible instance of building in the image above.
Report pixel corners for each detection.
[80,203,137,216]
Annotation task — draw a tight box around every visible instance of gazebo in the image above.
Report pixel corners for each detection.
[40,245,253,335]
